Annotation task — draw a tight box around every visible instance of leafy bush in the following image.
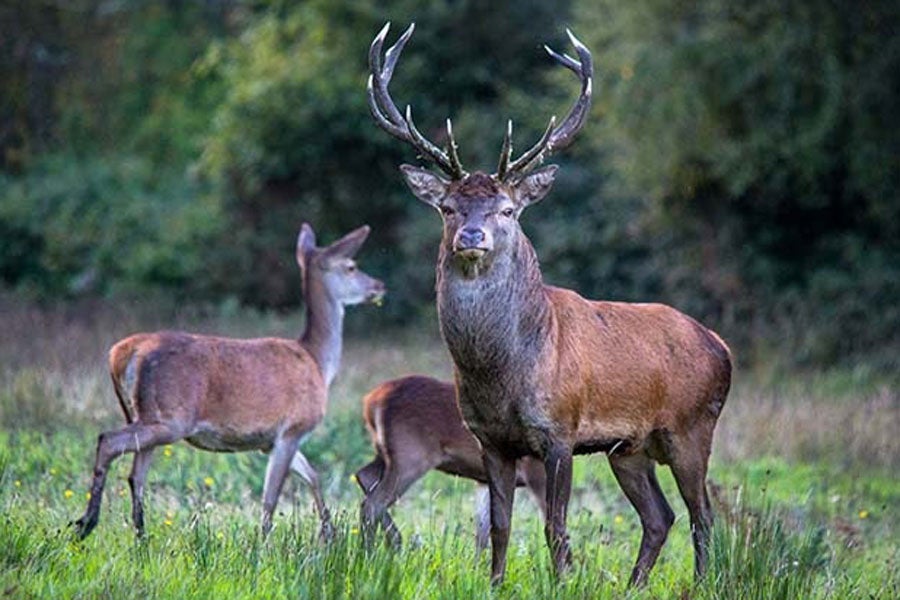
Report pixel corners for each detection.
[0,155,224,298]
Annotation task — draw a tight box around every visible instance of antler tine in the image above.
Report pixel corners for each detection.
[446,119,464,179]
[496,120,513,180]
[366,77,406,139]
[368,23,410,131]
[382,23,415,83]
[367,22,466,179]
[505,116,557,180]
[546,29,593,151]
[496,29,593,181]
[369,22,390,80]
[406,106,464,179]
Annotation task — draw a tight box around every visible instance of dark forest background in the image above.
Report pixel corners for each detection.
[2,0,898,371]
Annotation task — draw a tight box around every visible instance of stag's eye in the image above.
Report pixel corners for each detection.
[345,263,357,273]
[500,207,515,218]
[440,205,456,217]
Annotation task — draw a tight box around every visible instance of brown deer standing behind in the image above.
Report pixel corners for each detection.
[355,375,546,549]
[368,24,732,586]
[72,223,385,541]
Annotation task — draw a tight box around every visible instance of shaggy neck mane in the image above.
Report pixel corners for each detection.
[436,230,550,376]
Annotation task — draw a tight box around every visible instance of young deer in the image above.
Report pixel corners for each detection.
[355,375,546,549]
[368,24,732,585]
[72,223,385,541]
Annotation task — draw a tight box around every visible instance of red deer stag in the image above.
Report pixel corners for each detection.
[368,23,732,586]
[72,223,385,541]
[355,375,546,549]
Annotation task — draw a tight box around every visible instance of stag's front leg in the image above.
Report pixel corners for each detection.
[482,448,517,585]
[544,444,574,576]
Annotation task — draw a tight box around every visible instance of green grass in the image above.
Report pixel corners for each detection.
[0,299,897,599]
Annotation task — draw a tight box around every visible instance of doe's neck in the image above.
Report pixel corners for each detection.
[300,279,345,388]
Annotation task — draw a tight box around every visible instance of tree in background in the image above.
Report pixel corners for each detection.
[576,0,900,366]
[0,1,231,296]
[199,0,575,309]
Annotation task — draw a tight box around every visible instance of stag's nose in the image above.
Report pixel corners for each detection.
[456,227,485,249]
[453,227,490,261]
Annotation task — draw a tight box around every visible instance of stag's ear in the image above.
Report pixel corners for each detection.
[296,223,317,269]
[323,225,371,259]
[400,165,450,208]
[513,165,558,208]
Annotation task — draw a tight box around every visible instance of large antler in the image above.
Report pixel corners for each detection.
[495,29,593,182]
[367,23,467,180]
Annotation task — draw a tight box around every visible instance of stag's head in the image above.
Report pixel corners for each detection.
[368,23,592,273]
[296,223,386,306]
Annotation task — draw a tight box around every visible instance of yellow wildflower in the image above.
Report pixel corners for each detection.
[164,519,173,526]
[64,489,74,499]
[858,510,869,519]
[163,447,173,458]
[203,476,215,487]
[86,492,91,500]
[14,480,21,488]
[49,468,57,476]
[350,528,359,535]
[614,514,624,525]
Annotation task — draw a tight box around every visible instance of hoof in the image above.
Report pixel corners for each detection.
[70,516,96,541]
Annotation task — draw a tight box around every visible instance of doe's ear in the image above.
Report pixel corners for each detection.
[513,165,558,208]
[323,225,371,259]
[296,223,317,269]
[400,164,450,208]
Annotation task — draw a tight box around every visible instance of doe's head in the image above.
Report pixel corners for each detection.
[296,223,386,306]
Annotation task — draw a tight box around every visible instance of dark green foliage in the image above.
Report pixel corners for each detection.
[578,0,900,366]
[198,0,574,308]
[0,155,224,298]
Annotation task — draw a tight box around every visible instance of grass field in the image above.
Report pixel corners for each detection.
[0,298,897,599]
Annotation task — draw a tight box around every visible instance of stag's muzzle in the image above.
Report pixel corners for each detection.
[453,227,491,260]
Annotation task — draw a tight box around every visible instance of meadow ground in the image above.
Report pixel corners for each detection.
[0,297,897,599]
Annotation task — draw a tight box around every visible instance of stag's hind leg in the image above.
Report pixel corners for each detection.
[73,422,179,540]
[668,428,715,580]
[609,452,675,587]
